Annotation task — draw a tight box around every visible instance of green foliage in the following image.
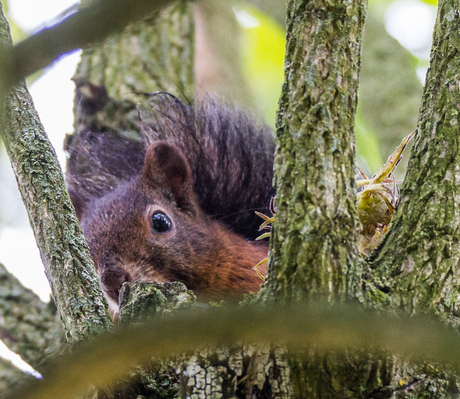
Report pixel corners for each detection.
[236,5,285,127]
[420,0,438,5]
[355,112,383,175]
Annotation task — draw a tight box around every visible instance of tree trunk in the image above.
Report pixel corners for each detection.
[71,0,194,146]
[263,0,365,302]
[369,0,460,322]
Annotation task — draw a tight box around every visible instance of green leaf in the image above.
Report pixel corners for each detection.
[235,5,285,127]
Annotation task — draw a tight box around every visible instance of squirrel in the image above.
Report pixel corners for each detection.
[65,89,275,312]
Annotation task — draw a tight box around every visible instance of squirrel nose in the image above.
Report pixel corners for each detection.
[100,267,130,303]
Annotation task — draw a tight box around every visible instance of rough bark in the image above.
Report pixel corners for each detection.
[76,0,194,100]
[369,0,460,323]
[263,0,366,302]
[71,0,194,146]
[0,2,112,345]
[116,284,293,398]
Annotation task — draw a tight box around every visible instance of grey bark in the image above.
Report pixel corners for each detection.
[262,0,366,302]
[0,1,112,345]
[369,0,460,323]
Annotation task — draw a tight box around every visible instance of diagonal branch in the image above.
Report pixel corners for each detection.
[0,3,113,344]
[0,0,177,90]
[0,356,35,394]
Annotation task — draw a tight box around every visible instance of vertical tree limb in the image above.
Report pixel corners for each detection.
[369,0,460,321]
[69,0,194,151]
[264,0,366,302]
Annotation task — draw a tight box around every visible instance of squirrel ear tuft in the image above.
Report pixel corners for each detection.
[142,142,195,209]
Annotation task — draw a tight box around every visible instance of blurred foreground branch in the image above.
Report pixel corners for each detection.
[0,357,35,394]
[5,301,460,399]
[0,0,175,90]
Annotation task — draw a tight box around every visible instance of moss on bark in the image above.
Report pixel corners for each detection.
[369,0,460,323]
[263,0,366,302]
[0,2,112,345]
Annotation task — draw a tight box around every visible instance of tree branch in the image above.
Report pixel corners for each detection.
[5,302,460,399]
[0,3,113,344]
[369,0,460,321]
[263,0,366,302]
[0,262,63,372]
[0,356,35,394]
[0,0,177,89]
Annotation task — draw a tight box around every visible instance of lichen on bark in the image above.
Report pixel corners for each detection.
[263,0,366,302]
[368,0,460,322]
[0,1,112,345]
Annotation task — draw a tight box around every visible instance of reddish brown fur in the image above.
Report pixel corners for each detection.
[66,95,275,240]
[79,141,267,311]
[66,95,274,312]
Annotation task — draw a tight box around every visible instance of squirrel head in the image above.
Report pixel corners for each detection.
[80,141,220,311]
[66,96,273,312]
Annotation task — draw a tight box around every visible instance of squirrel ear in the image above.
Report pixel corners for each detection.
[142,142,195,209]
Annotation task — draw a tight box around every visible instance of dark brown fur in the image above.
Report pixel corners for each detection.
[66,94,274,311]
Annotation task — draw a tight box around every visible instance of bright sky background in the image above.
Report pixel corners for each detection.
[0,0,437,375]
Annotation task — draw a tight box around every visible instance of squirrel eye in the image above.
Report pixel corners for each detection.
[151,211,172,233]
